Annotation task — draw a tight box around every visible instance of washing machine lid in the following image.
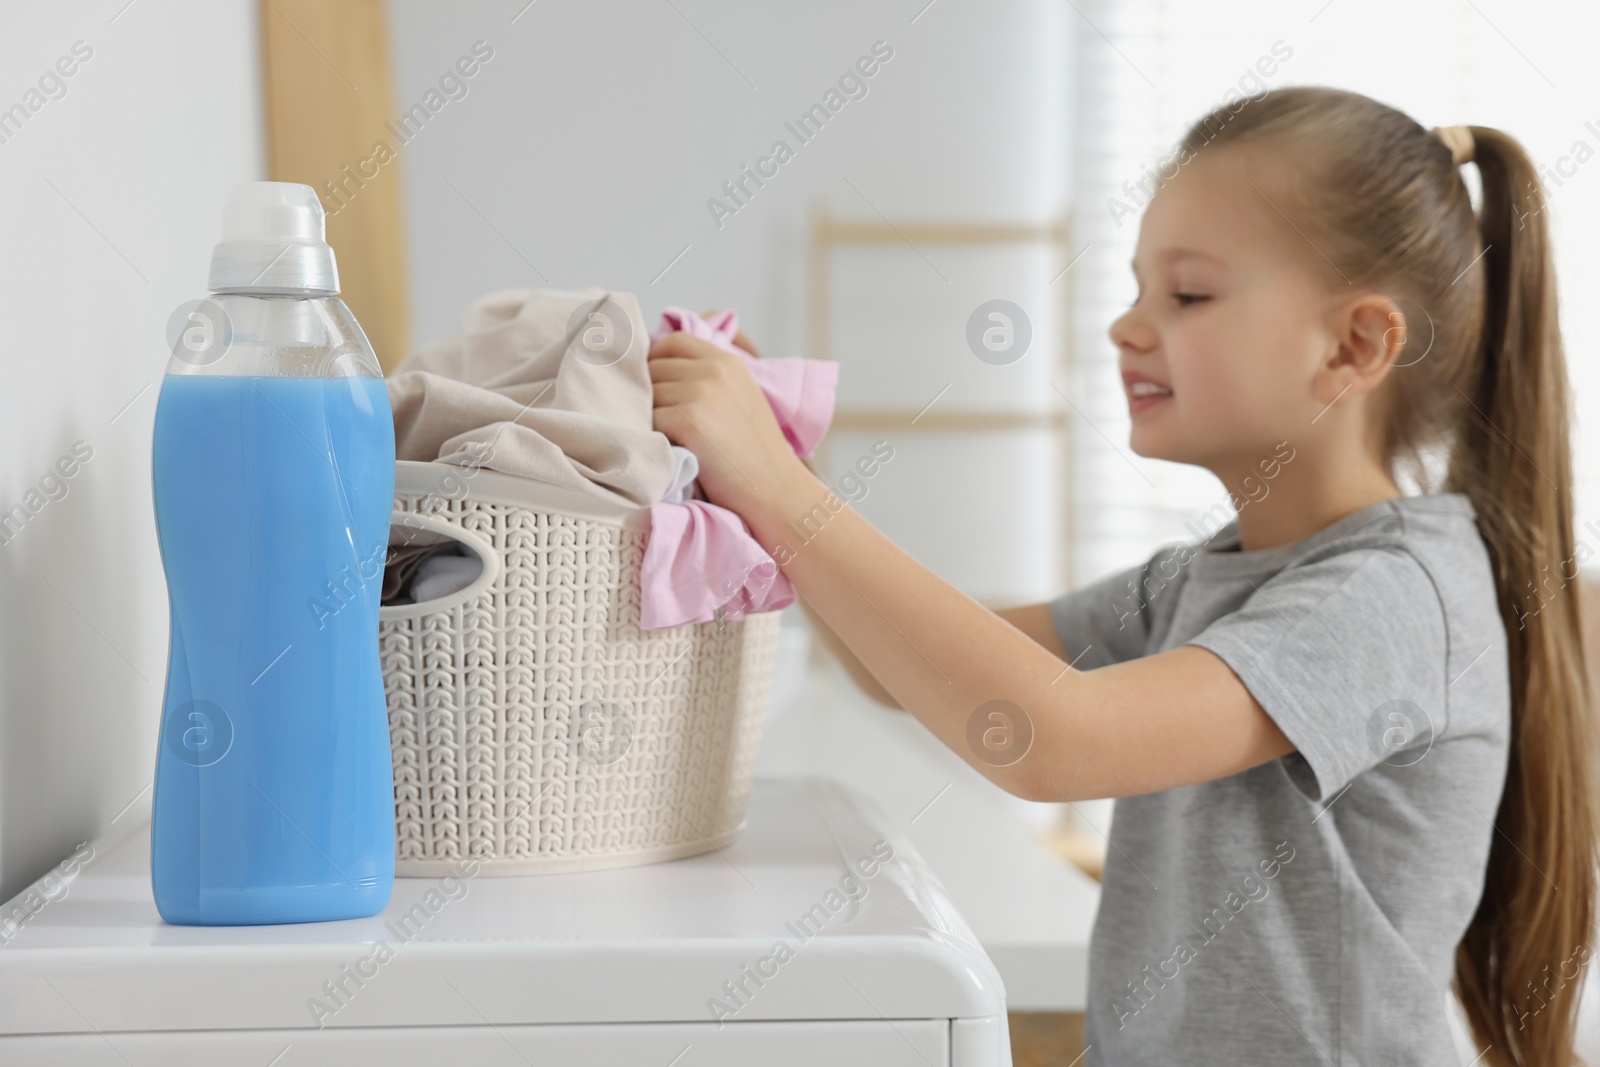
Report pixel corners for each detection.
[0,777,1007,1035]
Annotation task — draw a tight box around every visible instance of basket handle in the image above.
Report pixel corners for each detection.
[378,510,502,621]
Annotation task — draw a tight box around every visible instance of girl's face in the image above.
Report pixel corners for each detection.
[1109,145,1340,472]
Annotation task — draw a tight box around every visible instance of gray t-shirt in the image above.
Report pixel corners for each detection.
[1050,493,1510,1066]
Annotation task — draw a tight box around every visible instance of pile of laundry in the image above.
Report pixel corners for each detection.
[383,288,838,631]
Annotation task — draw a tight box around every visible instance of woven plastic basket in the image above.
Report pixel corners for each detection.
[378,459,782,876]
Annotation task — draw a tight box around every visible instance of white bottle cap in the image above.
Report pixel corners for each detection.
[208,182,340,295]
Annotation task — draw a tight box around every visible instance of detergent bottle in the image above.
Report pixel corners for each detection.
[149,182,395,925]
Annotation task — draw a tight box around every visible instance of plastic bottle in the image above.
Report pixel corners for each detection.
[149,182,396,925]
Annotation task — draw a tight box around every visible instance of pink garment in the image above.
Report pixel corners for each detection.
[638,308,837,631]
[640,500,793,630]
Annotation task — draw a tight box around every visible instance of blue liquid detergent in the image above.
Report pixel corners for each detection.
[150,374,396,925]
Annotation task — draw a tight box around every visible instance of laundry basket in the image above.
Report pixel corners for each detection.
[378,459,782,876]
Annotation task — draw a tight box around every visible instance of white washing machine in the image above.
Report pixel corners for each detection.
[0,776,1011,1066]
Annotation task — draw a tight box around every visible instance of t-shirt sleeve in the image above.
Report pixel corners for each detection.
[1048,556,1162,670]
[1183,546,1449,804]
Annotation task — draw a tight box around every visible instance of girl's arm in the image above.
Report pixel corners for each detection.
[802,597,1075,713]
[648,332,1294,802]
[798,596,899,709]
[680,318,1086,718]
[744,464,1294,802]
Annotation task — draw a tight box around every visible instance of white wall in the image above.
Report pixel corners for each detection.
[387,0,1074,604]
[0,0,263,901]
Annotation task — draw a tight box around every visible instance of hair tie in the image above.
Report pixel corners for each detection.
[1432,125,1475,166]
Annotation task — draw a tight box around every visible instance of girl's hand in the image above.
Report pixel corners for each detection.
[647,328,806,518]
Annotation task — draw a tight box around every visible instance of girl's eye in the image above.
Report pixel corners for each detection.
[1173,292,1210,307]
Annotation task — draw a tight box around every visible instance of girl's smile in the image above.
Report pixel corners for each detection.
[1122,368,1173,415]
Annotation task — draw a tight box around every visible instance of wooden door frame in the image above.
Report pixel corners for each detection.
[259,0,409,371]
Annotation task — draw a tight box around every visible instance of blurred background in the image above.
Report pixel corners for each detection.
[3,1,1599,1060]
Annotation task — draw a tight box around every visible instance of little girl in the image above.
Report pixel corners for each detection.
[646,85,1596,1066]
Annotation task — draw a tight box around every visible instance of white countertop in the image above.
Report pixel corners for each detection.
[0,776,1007,1041]
[758,652,1099,1012]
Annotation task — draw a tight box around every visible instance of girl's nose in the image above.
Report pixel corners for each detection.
[1109,305,1156,355]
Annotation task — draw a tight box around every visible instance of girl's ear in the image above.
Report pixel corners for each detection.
[1317,294,1403,401]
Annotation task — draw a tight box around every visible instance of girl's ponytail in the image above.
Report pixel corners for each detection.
[1449,127,1598,1067]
